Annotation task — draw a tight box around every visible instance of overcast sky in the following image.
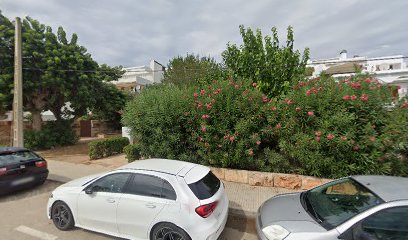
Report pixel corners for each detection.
[1,0,407,67]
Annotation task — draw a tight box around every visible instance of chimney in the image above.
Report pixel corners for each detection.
[340,50,348,60]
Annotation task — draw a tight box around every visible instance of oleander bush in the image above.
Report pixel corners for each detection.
[122,74,408,178]
[265,74,406,177]
[89,136,129,160]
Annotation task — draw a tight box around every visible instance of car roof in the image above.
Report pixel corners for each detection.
[118,158,198,176]
[351,175,408,202]
[0,147,29,154]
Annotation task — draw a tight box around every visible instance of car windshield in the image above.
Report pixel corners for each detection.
[303,177,384,229]
[0,151,40,165]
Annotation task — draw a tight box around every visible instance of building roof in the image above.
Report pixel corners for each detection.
[324,63,362,75]
[118,158,198,176]
[352,175,408,202]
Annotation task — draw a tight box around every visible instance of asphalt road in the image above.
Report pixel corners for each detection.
[0,181,257,240]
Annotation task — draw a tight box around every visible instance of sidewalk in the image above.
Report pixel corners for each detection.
[47,159,294,217]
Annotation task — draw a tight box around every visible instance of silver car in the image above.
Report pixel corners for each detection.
[256,175,408,240]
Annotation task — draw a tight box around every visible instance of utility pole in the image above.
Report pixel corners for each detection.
[13,17,24,147]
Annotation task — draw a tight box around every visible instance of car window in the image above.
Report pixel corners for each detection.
[188,171,220,200]
[125,173,177,200]
[305,178,384,229]
[353,206,408,240]
[0,151,40,165]
[89,173,131,193]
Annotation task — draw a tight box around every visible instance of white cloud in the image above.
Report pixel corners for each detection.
[2,0,407,67]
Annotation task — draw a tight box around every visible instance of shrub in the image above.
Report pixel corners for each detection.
[265,74,405,178]
[122,84,199,162]
[124,144,141,163]
[25,121,78,150]
[89,136,129,160]
[189,78,271,169]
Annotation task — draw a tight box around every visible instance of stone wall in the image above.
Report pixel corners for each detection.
[210,167,332,190]
[0,121,33,146]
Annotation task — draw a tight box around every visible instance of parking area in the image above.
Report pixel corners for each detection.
[0,181,257,240]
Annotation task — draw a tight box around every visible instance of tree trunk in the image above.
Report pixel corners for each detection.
[31,111,42,131]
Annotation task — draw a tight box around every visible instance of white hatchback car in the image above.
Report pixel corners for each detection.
[47,159,229,240]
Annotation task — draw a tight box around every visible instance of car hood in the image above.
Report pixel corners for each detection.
[259,192,326,233]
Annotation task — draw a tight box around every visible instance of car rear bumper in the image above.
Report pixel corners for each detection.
[0,170,48,195]
[188,195,229,240]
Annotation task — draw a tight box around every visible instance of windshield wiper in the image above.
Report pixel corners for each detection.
[303,192,323,223]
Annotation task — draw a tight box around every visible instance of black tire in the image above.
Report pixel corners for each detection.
[51,201,75,231]
[151,223,191,240]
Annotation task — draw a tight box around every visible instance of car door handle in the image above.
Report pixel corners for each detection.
[145,203,156,209]
[106,198,115,203]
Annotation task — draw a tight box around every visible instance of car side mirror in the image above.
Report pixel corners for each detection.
[85,185,99,194]
[85,187,93,194]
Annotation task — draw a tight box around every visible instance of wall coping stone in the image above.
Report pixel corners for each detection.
[210,167,332,190]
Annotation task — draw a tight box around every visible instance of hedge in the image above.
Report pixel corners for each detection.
[89,136,129,160]
[123,144,141,163]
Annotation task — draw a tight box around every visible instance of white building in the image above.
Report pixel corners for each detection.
[112,60,165,93]
[308,50,408,98]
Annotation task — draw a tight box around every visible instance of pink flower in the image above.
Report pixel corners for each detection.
[197,104,202,109]
[351,83,361,90]
[223,135,230,140]
[248,148,254,156]
[201,115,209,119]
[199,137,204,142]
[365,79,371,83]
[229,81,234,86]
[206,104,212,109]
[351,95,357,100]
[262,97,269,103]
[306,90,311,95]
[193,93,198,98]
[201,126,207,132]
[308,111,314,116]
[296,107,301,111]
[287,100,293,105]
[360,94,368,101]
[327,134,335,140]
[218,88,222,92]
[235,84,240,89]
[353,145,360,151]
[315,137,321,142]
[315,132,322,137]
[213,91,219,95]
[229,136,235,141]
[343,95,350,100]
[205,142,209,147]
[200,89,205,96]
[256,141,261,145]
[252,83,257,87]
[341,136,347,140]
[271,107,277,111]
[275,123,282,129]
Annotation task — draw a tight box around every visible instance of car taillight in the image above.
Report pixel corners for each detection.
[35,161,47,168]
[195,201,218,218]
[0,167,7,176]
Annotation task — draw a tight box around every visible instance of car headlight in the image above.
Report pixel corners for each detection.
[262,225,290,240]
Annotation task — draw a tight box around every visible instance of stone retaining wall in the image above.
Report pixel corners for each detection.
[210,167,332,190]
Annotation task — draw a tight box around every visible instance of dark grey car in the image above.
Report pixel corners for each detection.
[256,175,408,240]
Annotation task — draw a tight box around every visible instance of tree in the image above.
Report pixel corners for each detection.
[0,13,125,130]
[162,54,226,87]
[222,25,310,98]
